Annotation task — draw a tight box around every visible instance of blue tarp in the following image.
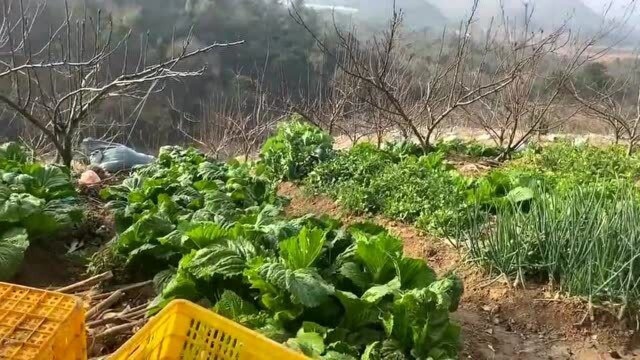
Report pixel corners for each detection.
[81,138,155,172]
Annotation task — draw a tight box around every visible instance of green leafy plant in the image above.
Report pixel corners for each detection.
[372,154,467,224]
[307,145,471,235]
[0,228,29,280]
[260,116,334,181]
[505,141,640,193]
[307,143,393,214]
[463,184,640,311]
[434,139,501,158]
[99,145,464,359]
[100,145,281,275]
[0,142,81,280]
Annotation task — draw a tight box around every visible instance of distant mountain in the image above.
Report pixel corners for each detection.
[306,0,639,44]
[306,0,449,30]
[582,0,640,31]
[428,0,604,32]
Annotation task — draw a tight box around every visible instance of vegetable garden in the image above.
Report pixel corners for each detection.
[3,119,640,358]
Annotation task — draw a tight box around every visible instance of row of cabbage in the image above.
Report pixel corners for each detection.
[99,144,463,360]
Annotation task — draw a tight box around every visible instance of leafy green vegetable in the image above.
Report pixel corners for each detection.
[307,143,392,214]
[287,268,335,307]
[434,138,501,159]
[505,186,534,204]
[352,229,402,285]
[306,144,470,235]
[181,245,248,280]
[0,142,81,281]
[213,290,258,319]
[0,142,29,164]
[0,228,29,281]
[21,164,76,200]
[287,329,326,357]
[280,227,325,270]
[149,271,200,313]
[99,144,463,359]
[261,116,334,181]
[0,193,44,223]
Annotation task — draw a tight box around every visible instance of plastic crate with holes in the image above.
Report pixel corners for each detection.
[0,282,86,360]
[111,300,308,360]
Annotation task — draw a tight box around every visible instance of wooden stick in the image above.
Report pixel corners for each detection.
[92,291,115,302]
[86,317,121,329]
[122,309,147,320]
[86,304,148,329]
[127,302,149,312]
[126,307,148,317]
[87,290,124,319]
[120,303,148,314]
[57,272,113,293]
[92,280,153,300]
[112,280,153,292]
[92,321,142,340]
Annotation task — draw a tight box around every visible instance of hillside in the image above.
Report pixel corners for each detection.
[309,0,606,33]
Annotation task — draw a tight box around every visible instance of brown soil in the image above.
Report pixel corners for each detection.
[12,241,85,288]
[13,183,116,288]
[279,182,640,360]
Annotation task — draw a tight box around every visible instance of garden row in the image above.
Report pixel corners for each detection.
[97,145,464,359]
[280,120,640,313]
[6,116,633,359]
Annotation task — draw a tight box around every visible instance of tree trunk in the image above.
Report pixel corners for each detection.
[496,149,510,162]
[61,143,73,168]
[424,127,436,151]
[59,131,74,168]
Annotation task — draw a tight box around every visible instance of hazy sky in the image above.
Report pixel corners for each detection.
[581,0,634,13]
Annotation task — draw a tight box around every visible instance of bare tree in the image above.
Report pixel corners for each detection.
[570,57,640,154]
[294,71,357,133]
[290,1,534,150]
[272,34,379,147]
[0,0,243,166]
[177,73,281,160]
[470,1,634,159]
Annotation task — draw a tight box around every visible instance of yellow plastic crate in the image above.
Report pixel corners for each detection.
[0,282,86,360]
[110,300,308,360]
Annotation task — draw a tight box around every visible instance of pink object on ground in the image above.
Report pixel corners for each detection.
[79,170,101,186]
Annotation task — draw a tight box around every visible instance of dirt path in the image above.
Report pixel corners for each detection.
[279,183,639,360]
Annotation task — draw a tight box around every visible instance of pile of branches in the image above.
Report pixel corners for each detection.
[55,272,154,358]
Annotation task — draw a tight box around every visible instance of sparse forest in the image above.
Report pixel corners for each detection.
[2,0,640,160]
[5,0,640,359]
